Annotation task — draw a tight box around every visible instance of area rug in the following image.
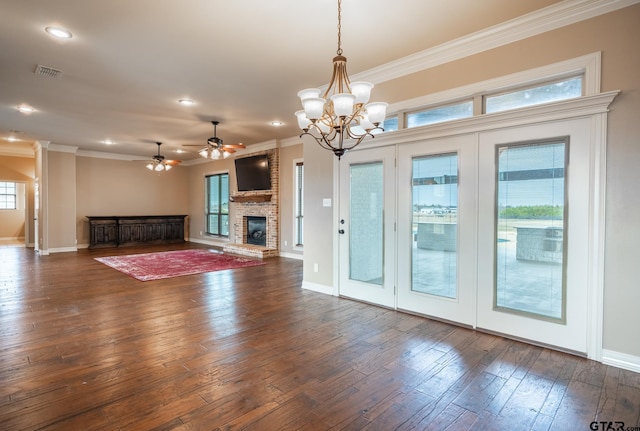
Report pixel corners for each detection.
[95,249,265,281]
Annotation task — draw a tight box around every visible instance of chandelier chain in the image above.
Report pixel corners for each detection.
[336,0,342,55]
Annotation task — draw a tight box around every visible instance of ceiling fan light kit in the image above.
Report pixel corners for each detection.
[146,142,180,172]
[188,121,245,160]
[295,0,387,159]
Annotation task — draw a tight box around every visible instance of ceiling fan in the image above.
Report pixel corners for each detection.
[146,142,181,171]
[185,121,246,159]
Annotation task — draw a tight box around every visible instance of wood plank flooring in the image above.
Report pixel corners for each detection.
[1,243,639,430]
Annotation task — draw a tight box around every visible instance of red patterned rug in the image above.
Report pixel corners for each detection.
[95,249,265,281]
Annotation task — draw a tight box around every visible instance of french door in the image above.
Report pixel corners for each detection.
[338,146,396,308]
[476,119,591,353]
[336,117,595,354]
[396,135,477,326]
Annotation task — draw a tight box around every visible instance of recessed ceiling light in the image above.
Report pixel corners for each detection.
[17,105,35,114]
[271,121,284,126]
[45,26,73,39]
[102,139,114,145]
[175,149,186,154]
[178,99,195,106]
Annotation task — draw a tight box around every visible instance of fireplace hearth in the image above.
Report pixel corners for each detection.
[246,216,267,246]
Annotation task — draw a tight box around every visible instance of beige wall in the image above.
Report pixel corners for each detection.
[302,139,335,286]
[48,151,77,250]
[279,144,303,257]
[0,155,35,243]
[302,5,640,357]
[75,156,190,246]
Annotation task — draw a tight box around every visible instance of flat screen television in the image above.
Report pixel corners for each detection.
[235,154,271,191]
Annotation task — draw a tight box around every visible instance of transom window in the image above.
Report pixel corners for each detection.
[485,76,583,114]
[0,181,17,209]
[407,101,473,128]
[205,173,229,236]
[377,54,594,133]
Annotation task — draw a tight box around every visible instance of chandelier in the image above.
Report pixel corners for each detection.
[295,0,387,159]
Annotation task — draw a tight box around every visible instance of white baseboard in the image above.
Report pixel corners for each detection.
[602,349,640,374]
[279,251,303,260]
[189,237,228,248]
[48,247,78,254]
[77,243,89,249]
[301,280,336,296]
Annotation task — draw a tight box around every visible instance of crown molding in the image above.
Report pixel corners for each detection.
[0,145,35,158]
[76,149,147,161]
[352,0,640,85]
[48,144,78,154]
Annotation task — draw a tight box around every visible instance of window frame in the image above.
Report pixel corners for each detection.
[405,99,474,129]
[493,137,570,323]
[379,52,600,134]
[294,160,304,248]
[205,172,230,237]
[0,181,17,210]
[484,75,583,114]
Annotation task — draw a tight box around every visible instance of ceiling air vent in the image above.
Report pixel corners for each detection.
[34,64,62,78]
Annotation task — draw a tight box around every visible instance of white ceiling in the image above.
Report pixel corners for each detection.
[0,0,568,161]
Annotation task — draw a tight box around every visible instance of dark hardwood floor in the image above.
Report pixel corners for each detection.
[1,243,639,430]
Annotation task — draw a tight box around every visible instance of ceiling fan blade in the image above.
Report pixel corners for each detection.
[223,148,236,154]
[165,160,182,166]
[223,143,246,149]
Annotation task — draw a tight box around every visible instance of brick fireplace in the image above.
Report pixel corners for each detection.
[223,149,279,258]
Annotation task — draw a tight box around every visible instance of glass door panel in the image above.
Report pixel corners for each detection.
[397,135,476,326]
[496,141,567,321]
[349,162,384,285]
[412,153,458,298]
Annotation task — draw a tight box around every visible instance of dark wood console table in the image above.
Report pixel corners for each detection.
[87,215,187,248]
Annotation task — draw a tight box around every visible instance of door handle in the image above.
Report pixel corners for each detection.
[338,229,345,234]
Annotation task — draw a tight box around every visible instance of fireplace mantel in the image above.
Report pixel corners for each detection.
[230,194,272,203]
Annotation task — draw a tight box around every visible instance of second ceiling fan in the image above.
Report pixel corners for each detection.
[186,121,245,159]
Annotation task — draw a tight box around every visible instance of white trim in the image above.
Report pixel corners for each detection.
[280,136,303,148]
[77,150,148,161]
[587,112,609,362]
[302,280,336,296]
[293,157,304,249]
[0,146,34,157]
[189,236,229,248]
[352,0,637,85]
[279,251,303,260]
[602,349,640,374]
[48,144,78,154]
[48,247,78,253]
[358,92,619,151]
